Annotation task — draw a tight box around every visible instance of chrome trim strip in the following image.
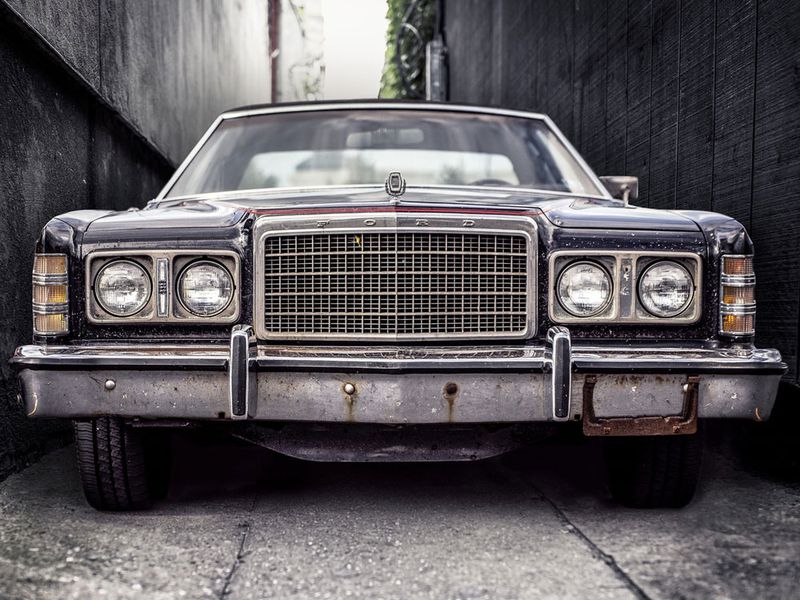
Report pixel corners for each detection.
[719,332,756,339]
[32,274,68,285]
[222,102,551,122]
[154,102,613,202]
[252,213,538,341]
[10,343,785,373]
[156,258,169,318]
[157,183,612,206]
[548,250,703,325]
[721,274,756,286]
[720,305,757,315]
[32,303,69,314]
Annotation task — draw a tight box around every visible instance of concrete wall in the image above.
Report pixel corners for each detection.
[7,0,270,163]
[274,0,325,102]
[444,0,800,379]
[0,0,270,480]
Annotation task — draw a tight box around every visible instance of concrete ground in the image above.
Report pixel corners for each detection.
[0,425,798,600]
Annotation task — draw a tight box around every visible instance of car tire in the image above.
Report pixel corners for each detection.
[603,428,703,508]
[73,418,170,511]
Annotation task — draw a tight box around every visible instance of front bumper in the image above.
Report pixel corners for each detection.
[10,327,786,427]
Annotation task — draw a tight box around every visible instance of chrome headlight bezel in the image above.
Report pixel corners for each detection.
[93,259,152,317]
[549,250,702,325]
[85,250,240,324]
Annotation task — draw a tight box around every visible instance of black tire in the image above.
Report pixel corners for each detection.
[73,418,171,511]
[603,428,703,508]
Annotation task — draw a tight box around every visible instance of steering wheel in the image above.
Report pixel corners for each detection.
[468,178,513,187]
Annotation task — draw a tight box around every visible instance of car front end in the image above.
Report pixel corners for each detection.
[10,102,785,510]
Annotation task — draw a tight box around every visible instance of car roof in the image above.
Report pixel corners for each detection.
[219,100,549,122]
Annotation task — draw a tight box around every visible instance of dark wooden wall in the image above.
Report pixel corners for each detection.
[444,0,800,380]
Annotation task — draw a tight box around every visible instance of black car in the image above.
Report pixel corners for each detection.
[11,102,785,510]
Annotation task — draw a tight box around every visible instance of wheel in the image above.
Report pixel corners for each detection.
[603,428,703,508]
[73,418,171,511]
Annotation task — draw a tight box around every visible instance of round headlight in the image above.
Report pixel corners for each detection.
[557,261,612,317]
[638,261,693,317]
[177,261,233,316]
[95,260,151,317]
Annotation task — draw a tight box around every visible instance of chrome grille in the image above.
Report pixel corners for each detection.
[260,230,531,340]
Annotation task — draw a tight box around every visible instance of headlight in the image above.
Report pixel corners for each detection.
[638,261,693,317]
[177,260,233,316]
[95,260,151,317]
[557,262,612,317]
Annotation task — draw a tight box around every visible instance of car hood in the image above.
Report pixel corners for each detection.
[89,186,701,233]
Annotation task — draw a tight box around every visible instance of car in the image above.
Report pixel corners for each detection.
[10,101,785,510]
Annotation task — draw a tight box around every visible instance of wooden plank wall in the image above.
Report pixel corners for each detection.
[444,0,800,380]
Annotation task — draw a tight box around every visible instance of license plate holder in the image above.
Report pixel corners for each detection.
[582,375,699,436]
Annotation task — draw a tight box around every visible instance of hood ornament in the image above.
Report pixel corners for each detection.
[385,171,406,201]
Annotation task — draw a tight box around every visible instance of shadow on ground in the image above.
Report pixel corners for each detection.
[165,418,799,508]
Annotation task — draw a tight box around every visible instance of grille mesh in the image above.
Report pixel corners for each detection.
[262,231,529,338]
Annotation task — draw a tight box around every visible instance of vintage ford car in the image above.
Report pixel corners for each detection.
[11,102,785,511]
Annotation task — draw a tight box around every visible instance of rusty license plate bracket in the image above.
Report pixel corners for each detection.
[582,375,699,436]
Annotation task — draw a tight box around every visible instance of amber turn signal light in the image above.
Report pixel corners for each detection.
[33,254,67,275]
[719,255,755,337]
[721,312,755,336]
[721,255,753,277]
[722,285,755,305]
[33,313,69,335]
[32,253,69,336]
[33,283,68,304]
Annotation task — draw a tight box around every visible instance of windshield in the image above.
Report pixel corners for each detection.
[165,109,604,198]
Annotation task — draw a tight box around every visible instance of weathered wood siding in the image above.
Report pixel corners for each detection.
[444,0,800,379]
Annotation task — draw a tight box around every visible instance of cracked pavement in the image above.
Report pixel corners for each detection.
[0,427,798,599]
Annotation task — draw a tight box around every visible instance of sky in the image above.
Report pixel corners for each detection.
[320,0,388,99]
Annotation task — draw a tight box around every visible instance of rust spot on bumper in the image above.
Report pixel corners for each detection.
[443,382,459,422]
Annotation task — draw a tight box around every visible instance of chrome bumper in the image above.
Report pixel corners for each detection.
[11,327,786,426]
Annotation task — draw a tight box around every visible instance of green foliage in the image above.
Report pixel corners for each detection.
[379,0,435,99]
[379,0,405,98]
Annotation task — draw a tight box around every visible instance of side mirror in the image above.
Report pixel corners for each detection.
[599,176,638,206]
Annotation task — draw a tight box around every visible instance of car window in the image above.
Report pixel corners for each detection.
[165,109,603,198]
[238,149,520,189]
